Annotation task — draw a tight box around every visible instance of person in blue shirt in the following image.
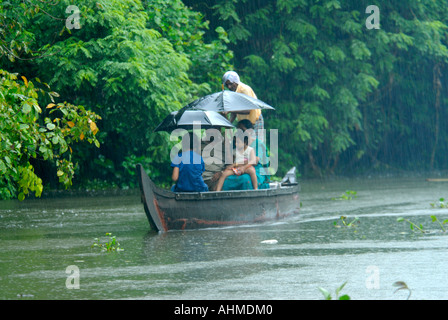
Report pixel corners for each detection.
[171,132,209,192]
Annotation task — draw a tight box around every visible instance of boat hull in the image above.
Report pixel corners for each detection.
[136,164,300,232]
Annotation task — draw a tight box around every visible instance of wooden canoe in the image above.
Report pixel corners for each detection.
[136,164,300,232]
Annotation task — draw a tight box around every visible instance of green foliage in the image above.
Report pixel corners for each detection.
[91,232,123,252]
[0,1,36,61]
[430,215,447,232]
[333,215,359,229]
[4,0,448,192]
[397,217,425,233]
[397,212,448,233]
[190,0,448,177]
[332,190,357,200]
[0,0,233,190]
[0,69,100,200]
[430,197,448,208]
[318,281,351,300]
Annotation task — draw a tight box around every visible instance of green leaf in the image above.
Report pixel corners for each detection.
[46,123,56,130]
[335,281,347,296]
[22,103,31,114]
[318,287,332,300]
[0,160,6,172]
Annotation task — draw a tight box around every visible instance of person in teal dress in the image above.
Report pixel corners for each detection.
[222,120,270,190]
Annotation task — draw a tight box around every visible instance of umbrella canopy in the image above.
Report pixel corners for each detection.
[185,90,274,113]
[154,108,234,132]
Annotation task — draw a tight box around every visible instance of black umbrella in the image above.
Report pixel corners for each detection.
[154,108,234,132]
[185,90,274,112]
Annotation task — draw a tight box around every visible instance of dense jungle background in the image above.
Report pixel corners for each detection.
[1,0,448,199]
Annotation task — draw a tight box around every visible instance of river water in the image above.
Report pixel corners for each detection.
[0,176,447,300]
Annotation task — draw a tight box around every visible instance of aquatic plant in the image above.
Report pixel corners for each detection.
[396,217,425,233]
[319,281,413,300]
[397,215,447,233]
[334,216,359,229]
[430,215,447,232]
[318,282,350,300]
[393,281,412,300]
[430,198,448,208]
[91,233,124,252]
[332,190,357,201]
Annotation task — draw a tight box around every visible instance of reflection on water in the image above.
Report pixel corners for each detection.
[1,177,447,300]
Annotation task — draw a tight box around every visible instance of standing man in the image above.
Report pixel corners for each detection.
[222,71,264,142]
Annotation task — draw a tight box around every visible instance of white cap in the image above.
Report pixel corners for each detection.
[222,71,240,84]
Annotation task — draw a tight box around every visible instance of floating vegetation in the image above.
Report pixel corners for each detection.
[430,215,447,232]
[318,281,413,300]
[396,217,425,233]
[430,197,448,208]
[393,281,412,300]
[332,190,357,201]
[397,214,448,233]
[318,282,350,300]
[334,216,359,229]
[91,233,124,252]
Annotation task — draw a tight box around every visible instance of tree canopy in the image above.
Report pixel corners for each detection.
[187,0,448,175]
[0,0,232,199]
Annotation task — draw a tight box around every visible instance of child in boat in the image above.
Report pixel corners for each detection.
[215,135,258,191]
[171,132,209,192]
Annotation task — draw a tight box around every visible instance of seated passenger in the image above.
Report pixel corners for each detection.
[171,132,209,192]
[215,135,258,191]
[236,119,271,189]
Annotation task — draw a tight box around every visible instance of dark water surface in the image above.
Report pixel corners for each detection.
[1,177,447,300]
